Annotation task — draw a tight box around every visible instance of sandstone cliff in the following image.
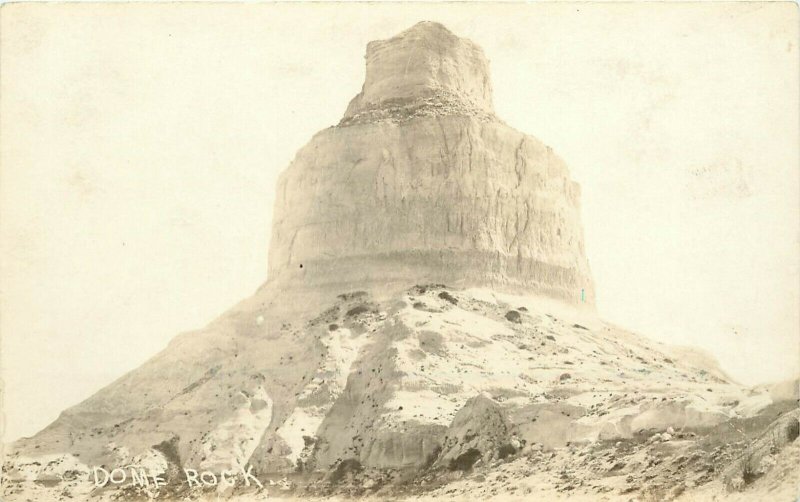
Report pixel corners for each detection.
[268,21,595,306]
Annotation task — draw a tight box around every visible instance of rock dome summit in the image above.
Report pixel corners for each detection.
[268,21,596,306]
[342,21,493,120]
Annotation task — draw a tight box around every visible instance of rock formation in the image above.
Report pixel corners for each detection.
[342,22,493,121]
[3,21,797,502]
[268,21,595,306]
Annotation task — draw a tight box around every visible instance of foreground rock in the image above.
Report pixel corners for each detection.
[4,286,795,501]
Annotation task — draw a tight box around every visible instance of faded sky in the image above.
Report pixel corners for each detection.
[1,3,798,441]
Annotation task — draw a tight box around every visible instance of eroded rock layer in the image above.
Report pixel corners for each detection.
[343,22,493,121]
[269,22,595,306]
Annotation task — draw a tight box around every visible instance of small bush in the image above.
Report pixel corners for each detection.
[345,305,370,317]
[329,458,362,484]
[498,443,517,460]
[438,291,458,305]
[786,418,799,442]
[449,448,482,471]
[337,291,367,301]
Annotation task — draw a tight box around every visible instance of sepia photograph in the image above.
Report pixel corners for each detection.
[1,2,798,501]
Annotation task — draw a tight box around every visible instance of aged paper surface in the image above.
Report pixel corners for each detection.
[1,2,798,500]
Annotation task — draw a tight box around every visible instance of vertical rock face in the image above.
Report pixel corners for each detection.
[343,21,493,120]
[269,21,595,305]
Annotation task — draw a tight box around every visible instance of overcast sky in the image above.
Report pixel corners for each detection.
[2,3,798,442]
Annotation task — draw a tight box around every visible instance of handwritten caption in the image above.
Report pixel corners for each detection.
[92,464,264,489]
